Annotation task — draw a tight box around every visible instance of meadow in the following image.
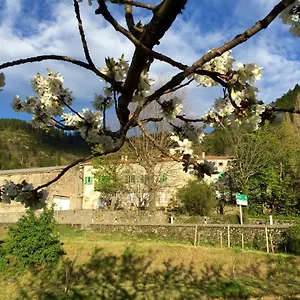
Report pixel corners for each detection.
[0,226,299,299]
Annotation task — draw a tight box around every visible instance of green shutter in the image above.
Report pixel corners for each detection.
[160,174,168,182]
[84,176,93,185]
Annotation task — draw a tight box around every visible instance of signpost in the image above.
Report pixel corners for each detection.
[236,194,248,225]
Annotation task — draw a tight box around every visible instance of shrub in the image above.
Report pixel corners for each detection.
[6,208,65,268]
[0,240,8,272]
[176,180,217,216]
[283,224,300,255]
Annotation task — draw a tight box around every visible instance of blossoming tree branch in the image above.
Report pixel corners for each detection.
[0,0,300,207]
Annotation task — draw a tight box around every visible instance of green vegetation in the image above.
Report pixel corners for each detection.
[177,180,217,216]
[227,124,300,216]
[273,83,300,110]
[0,227,299,299]
[93,155,129,210]
[283,224,300,255]
[0,118,90,170]
[2,208,64,268]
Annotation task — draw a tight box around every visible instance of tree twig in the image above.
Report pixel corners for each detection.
[0,55,123,92]
[74,0,95,67]
[107,0,155,10]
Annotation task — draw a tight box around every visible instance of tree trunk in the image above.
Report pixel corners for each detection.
[109,193,117,211]
[147,188,157,212]
[145,168,157,212]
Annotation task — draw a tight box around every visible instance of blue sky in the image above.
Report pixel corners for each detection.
[0,0,300,123]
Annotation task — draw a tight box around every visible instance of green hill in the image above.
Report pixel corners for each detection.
[273,84,300,130]
[273,84,300,110]
[0,119,91,170]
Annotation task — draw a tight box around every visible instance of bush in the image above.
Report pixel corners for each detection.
[6,208,65,268]
[176,180,217,216]
[283,224,300,255]
[0,241,8,272]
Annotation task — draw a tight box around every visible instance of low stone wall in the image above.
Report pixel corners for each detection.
[66,223,289,251]
[0,209,298,227]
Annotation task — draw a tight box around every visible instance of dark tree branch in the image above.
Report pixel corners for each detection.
[107,0,155,10]
[34,137,126,191]
[96,0,187,71]
[146,0,294,105]
[33,154,95,191]
[137,119,181,162]
[186,0,296,75]
[0,55,123,92]
[268,106,300,115]
[124,2,136,34]
[74,0,95,67]
[96,0,187,126]
[163,78,194,95]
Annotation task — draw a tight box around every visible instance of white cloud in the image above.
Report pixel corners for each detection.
[0,0,300,124]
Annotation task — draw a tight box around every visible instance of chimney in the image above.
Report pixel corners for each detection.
[202,152,205,159]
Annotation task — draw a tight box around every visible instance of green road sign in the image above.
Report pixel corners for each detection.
[236,193,248,206]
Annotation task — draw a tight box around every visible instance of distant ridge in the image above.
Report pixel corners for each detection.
[0,118,90,170]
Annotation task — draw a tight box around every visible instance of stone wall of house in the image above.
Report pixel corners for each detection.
[0,165,83,212]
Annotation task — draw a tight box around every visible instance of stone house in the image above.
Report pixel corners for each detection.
[82,155,230,210]
[0,165,83,213]
[0,155,230,212]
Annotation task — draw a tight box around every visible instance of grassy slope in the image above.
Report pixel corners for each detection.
[0,226,299,299]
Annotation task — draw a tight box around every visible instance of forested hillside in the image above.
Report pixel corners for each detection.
[0,119,90,170]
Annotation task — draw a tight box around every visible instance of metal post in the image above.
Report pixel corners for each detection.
[194,225,198,246]
[227,225,230,248]
[220,231,223,248]
[241,233,244,249]
[265,227,269,254]
[239,205,243,225]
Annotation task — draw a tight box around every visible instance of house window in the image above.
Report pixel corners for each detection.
[218,172,224,179]
[160,174,168,183]
[140,175,150,183]
[84,176,93,185]
[218,162,224,166]
[128,175,136,183]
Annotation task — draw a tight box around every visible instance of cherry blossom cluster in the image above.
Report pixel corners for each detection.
[194,51,234,87]
[100,56,129,83]
[11,70,74,125]
[280,1,300,37]
[132,71,155,102]
[170,134,193,156]
[0,180,45,209]
[160,96,183,120]
[63,109,105,143]
[99,55,155,103]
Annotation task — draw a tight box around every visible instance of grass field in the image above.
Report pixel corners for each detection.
[0,225,300,299]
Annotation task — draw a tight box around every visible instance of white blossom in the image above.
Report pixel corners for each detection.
[280,1,300,37]
[170,134,194,156]
[194,51,234,87]
[161,96,183,120]
[234,63,262,85]
[93,94,113,111]
[132,71,155,101]
[100,56,129,82]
